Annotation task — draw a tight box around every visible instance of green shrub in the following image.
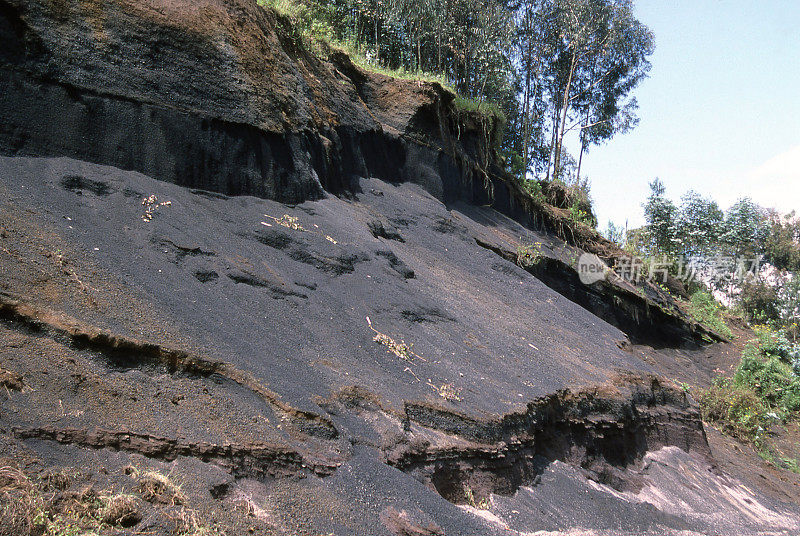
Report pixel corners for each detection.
[569,202,595,227]
[688,291,733,339]
[516,243,543,268]
[452,97,507,123]
[738,279,779,324]
[735,345,800,416]
[754,327,800,363]
[702,326,800,468]
[521,179,544,203]
[778,276,800,328]
[700,380,768,441]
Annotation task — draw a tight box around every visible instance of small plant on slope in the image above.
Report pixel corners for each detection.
[366,317,425,363]
[427,381,463,402]
[688,291,733,339]
[463,485,490,510]
[516,243,543,268]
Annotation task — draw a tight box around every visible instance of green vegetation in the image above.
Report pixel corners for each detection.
[516,242,544,268]
[521,177,545,203]
[701,326,800,464]
[569,202,594,227]
[463,486,491,510]
[688,291,733,339]
[701,380,768,442]
[452,96,507,123]
[620,179,800,346]
[633,179,771,262]
[739,279,780,325]
[783,457,800,474]
[634,179,800,283]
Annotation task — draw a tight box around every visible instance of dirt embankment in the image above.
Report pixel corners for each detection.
[2,1,798,534]
[0,0,503,206]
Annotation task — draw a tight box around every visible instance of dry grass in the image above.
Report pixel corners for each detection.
[366,317,425,363]
[0,464,175,535]
[261,213,338,244]
[100,494,140,527]
[141,194,172,222]
[0,465,36,536]
[263,214,305,231]
[0,368,24,392]
[171,507,223,536]
[137,471,187,506]
[427,382,463,402]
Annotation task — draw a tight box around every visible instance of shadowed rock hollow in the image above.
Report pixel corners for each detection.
[0,1,799,535]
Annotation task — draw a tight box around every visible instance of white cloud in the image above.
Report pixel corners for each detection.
[751,144,800,180]
[742,144,800,214]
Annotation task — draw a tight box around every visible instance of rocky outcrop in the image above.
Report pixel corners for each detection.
[12,426,339,478]
[389,373,708,505]
[1,0,709,347]
[0,0,501,206]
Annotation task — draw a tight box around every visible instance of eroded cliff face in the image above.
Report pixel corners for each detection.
[0,0,716,348]
[0,0,503,206]
[1,2,798,536]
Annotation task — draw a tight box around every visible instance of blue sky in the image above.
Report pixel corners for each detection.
[572,1,800,230]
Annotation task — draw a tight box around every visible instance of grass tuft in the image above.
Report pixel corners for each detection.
[0,465,36,536]
[700,380,768,442]
[137,471,187,506]
[100,494,141,527]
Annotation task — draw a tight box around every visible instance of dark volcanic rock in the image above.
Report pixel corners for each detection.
[1,2,798,535]
[1,153,797,536]
[0,0,504,207]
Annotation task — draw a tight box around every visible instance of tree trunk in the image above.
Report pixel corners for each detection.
[576,107,590,182]
[553,50,578,181]
[545,107,558,181]
[522,37,531,175]
[374,6,380,63]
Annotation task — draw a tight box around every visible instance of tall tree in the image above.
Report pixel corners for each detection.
[548,0,653,181]
[675,191,724,256]
[642,178,677,256]
[722,198,768,258]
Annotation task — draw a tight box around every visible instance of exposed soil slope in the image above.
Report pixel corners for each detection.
[0,1,798,535]
[1,157,797,535]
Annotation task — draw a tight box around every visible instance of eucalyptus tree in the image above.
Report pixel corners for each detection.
[722,198,768,258]
[547,0,654,181]
[642,178,678,256]
[512,0,556,176]
[572,0,653,181]
[675,191,724,256]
